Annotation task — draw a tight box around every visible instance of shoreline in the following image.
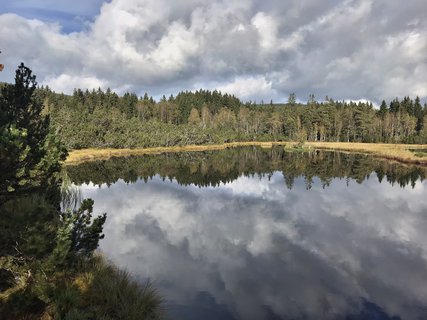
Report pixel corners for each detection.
[64,141,427,166]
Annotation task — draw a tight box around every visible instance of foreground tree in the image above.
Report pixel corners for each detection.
[0,63,67,196]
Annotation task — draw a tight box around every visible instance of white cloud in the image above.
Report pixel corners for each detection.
[0,0,426,103]
[149,21,199,72]
[44,74,106,93]
[251,12,278,50]
[215,75,275,101]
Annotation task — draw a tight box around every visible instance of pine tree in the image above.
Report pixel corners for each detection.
[0,63,67,195]
[53,199,106,264]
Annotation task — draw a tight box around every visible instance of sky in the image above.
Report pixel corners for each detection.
[0,0,426,104]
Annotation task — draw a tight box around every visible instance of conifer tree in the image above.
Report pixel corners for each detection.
[288,93,297,106]
[414,96,424,132]
[378,100,388,119]
[0,63,67,195]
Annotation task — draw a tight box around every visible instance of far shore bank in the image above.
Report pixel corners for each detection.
[64,142,427,166]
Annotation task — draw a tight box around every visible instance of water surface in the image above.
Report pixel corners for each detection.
[68,147,427,320]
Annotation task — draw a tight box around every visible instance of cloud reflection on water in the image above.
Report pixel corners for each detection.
[79,173,427,319]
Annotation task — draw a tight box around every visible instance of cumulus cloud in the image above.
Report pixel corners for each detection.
[0,0,426,103]
[214,75,275,101]
[44,74,106,93]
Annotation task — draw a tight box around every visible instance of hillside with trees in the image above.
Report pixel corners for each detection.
[33,86,427,149]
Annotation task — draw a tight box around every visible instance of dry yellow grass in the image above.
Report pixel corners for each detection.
[302,142,427,165]
[64,141,427,166]
[65,142,279,164]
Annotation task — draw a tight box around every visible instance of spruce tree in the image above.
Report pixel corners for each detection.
[378,100,388,120]
[414,96,423,132]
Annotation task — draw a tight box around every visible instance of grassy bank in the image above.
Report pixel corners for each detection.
[65,142,427,166]
[65,142,285,164]
[303,142,427,165]
[0,254,162,319]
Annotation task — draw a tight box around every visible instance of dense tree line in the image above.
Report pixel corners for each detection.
[31,86,427,149]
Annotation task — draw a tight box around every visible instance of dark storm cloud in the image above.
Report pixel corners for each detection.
[0,0,426,103]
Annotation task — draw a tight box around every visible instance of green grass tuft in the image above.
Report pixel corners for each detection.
[70,255,163,320]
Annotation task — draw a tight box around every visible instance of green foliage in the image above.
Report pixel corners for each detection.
[0,64,163,320]
[39,83,426,149]
[288,93,297,106]
[0,63,67,196]
[53,199,107,265]
[0,193,58,259]
[0,65,131,319]
[0,192,108,318]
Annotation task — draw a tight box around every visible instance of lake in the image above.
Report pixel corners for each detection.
[67,147,427,320]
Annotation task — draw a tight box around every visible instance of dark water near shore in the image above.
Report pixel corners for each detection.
[68,147,427,320]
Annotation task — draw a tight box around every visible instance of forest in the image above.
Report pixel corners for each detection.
[33,86,427,150]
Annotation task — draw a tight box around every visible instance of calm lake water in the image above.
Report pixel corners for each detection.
[68,147,427,320]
